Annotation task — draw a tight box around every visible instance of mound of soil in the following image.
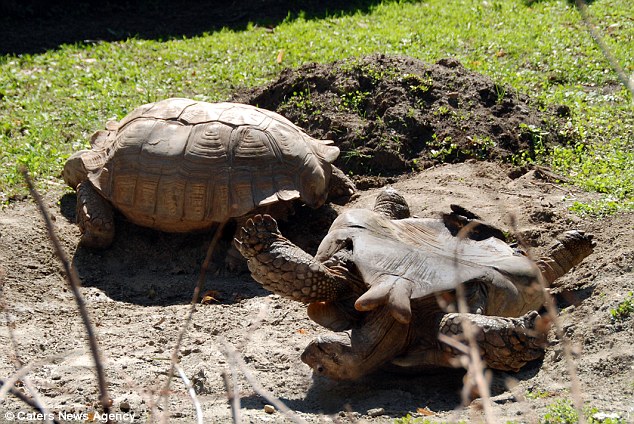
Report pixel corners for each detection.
[233,54,572,180]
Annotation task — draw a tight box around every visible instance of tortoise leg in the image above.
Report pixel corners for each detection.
[537,230,595,285]
[234,214,351,303]
[76,182,115,248]
[326,166,356,205]
[439,311,549,372]
[301,306,410,380]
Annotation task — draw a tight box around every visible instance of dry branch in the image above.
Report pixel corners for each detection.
[158,221,225,422]
[175,364,203,424]
[452,221,498,424]
[21,169,112,420]
[0,379,61,424]
[575,0,634,98]
[222,341,308,424]
[221,370,242,424]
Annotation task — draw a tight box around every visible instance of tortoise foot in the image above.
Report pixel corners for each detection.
[440,311,549,372]
[76,182,115,249]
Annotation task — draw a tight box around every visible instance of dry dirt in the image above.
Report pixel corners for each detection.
[1,161,633,423]
[1,55,633,424]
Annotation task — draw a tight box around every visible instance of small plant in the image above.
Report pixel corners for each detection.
[340,89,370,115]
[400,73,433,95]
[393,415,433,424]
[541,399,627,424]
[610,292,634,322]
[525,388,555,400]
[494,82,507,103]
[511,123,550,165]
[428,134,459,162]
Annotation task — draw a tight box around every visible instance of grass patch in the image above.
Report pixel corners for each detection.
[1,0,632,207]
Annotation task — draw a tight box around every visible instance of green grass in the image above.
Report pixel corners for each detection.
[609,291,634,322]
[1,0,632,211]
[541,398,627,423]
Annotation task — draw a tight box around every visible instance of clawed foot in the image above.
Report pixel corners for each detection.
[233,214,284,260]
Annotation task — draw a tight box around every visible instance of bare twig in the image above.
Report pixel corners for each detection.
[219,300,270,423]
[452,221,497,424]
[0,379,61,424]
[539,274,586,424]
[575,0,634,98]
[222,342,308,424]
[511,217,586,424]
[21,169,112,419]
[221,370,242,424]
[175,364,203,424]
[158,221,226,422]
[0,268,54,423]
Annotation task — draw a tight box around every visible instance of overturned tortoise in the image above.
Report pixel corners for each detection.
[63,98,354,248]
[235,188,595,380]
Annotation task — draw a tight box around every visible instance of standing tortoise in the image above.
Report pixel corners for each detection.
[62,98,354,248]
[235,188,595,380]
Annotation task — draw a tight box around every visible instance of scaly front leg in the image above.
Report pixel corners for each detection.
[234,214,351,303]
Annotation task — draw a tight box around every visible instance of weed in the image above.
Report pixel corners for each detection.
[494,82,507,103]
[609,292,634,322]
[393,415,438,424]
[339,89,370,115]
[541,399,627,424]
[525,388,555,400]
[400,73,433,95]
[516,123,549,163]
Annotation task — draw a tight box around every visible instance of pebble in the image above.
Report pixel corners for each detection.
[264,404,276,414]
[119,401,131,412]
[367,407,385,417]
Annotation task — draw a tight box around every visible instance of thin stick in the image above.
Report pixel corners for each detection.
[511,217,586,424]
[158,221,226,422]
[575,0,634,98]
[222,342,308,424]
[0,379,61,424]
[221,370,242,424]
[0,268,54,423]
[452,222,497,424]
[0,363,36,405]
[174,364,203,424]
[21,169,111,419]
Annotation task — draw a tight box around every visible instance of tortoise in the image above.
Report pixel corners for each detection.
[62,98,354,248]
[234,188,595,380]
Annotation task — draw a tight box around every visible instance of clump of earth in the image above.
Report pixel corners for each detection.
[1,54,631,423]
[233,54,573,184]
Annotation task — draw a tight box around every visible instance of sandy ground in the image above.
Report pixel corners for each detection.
[1,160,632,423]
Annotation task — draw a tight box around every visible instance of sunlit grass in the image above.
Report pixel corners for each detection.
[1,0,632,213]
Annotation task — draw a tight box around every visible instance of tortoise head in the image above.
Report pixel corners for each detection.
[299,142,341,208]
[301,333,364,381]
[62,150,92,189]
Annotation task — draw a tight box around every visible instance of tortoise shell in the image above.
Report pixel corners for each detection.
[73,98,340,232]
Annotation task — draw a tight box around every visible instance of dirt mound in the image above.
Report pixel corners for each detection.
[233,54,571,178]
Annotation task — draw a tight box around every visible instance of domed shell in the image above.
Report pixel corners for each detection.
[84,98,340,232]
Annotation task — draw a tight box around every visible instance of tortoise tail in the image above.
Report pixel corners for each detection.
[537,230,595,285]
